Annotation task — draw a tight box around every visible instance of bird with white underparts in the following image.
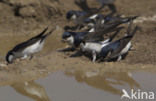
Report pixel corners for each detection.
[6,27,55,64]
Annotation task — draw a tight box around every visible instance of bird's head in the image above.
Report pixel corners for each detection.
[62,32,75,45]
[66,10,77,20]
[6,51,15,64]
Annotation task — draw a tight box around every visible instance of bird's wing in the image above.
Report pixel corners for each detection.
[40,27,56,43]
[106,26,138,59]
[82,31,105,42]
[82,25,123,42]
[12,27,54,52]
[109,37,131,58]
[94,16,124,32]
[12,38,41,52]
[29,27,48,40]
[107,26,124,42]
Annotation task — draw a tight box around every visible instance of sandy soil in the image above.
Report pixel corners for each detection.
[0,0,156,86]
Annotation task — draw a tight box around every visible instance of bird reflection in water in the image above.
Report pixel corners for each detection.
[11,81,50,101]
[65,69,140,95]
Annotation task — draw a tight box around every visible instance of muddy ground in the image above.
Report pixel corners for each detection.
[0,0,156,86]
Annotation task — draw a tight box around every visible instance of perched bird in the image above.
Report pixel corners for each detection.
[66,0,104,21]
[64,10,101,31]
[6,27,55,64]
[65,0,104,31]
[80,27,123,62]
[99,22,138,62]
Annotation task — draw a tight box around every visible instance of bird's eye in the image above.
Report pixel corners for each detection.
[82,41,86,45]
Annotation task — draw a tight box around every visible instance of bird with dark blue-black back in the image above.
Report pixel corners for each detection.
[6,27,55,64]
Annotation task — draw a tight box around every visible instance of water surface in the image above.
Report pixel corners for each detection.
[0,71,156,101]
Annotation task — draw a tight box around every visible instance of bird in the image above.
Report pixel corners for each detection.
[6,27,55,64]
[64,11,100,31]
[99,21,138,62]
[66,0,104,21]
[64,0,104,31]
[80,27,123,62]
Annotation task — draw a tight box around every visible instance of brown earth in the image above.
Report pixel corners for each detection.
[0,0,156,86]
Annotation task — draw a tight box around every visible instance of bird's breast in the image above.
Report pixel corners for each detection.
[82,42,103,53]
[23,40,44,54]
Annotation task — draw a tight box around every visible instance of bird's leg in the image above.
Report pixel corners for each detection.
[92,51,97,62]
[29,55,33,60]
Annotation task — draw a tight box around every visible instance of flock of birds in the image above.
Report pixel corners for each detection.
[5,0,139,64]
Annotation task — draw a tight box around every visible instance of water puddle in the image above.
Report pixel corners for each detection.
[0,70,156,101]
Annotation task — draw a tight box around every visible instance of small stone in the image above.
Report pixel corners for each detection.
[19,6,36,17]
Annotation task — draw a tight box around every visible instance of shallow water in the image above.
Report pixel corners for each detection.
[0,71,156,101]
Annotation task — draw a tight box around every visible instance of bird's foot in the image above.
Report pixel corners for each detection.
[29,55,33,60]
[92,51,97,62]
